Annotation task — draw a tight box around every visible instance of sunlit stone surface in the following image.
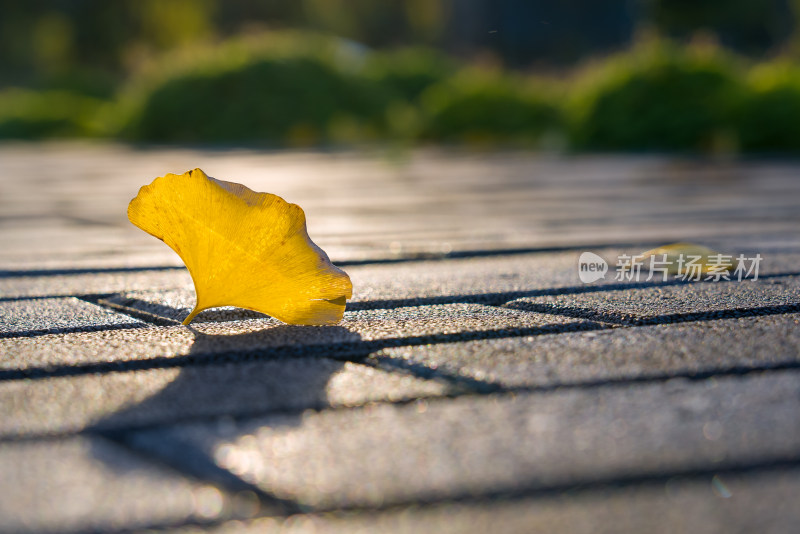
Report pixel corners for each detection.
[1,144,799,532]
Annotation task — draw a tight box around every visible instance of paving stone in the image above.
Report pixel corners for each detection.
[184,467,800,534]
[0,296,142,337]
[0,269,192,299]
[0,359,453,438]
[2,295,797,438]
[0,435,234,533]
[0,245,184,274]
[5,146,800,533]
[507,275,800,324]
[0,301,569,437]
[129,370,800,509]
[3,146,800,261]
[371,313,800,389]
[0,302,579,372]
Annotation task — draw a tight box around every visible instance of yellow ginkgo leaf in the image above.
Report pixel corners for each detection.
[127,168,352,325]
[635,242,737,276]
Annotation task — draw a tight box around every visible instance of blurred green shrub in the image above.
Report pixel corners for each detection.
[0,89,104,139]
[568,40,745,152]
[120,33,395,145]
[420,70,562,146]
[363,48,455,102]
[126,57,391,144]
[738,62,800,152]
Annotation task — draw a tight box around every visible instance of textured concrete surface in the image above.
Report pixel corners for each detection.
[3,145,800,265]
[0,436,234,533]
[372,312,800,389]
[1,144,799,532]
[0,359,454,438]
[0,269,191,299]
[0,301,577,372]
[132,370,800,509]
[510,276,800,324]
[176,467,800,534]
[0,296,142,337]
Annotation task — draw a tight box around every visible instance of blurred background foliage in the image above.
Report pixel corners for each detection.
[2,0,800,152]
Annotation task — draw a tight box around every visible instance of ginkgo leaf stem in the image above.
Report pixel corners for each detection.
[183,307,202,325]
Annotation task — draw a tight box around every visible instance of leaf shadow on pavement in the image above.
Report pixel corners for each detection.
[90,325,364,432]
[86,324,375,515]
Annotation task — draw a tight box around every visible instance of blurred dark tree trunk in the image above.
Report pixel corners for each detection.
[649,0,794,55]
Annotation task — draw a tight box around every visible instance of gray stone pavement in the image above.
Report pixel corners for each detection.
[1,143,800,533]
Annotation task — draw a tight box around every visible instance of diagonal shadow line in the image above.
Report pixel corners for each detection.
[503,302,638,324]
[378,358,800,397]
[0,265,187,278]
[631,305,800,325]
[87,295,269,325]
[84,295,182,327]
[0,294,112,303]
[505,302,800,326]
[345,271,800,312]
[0,322,147,339]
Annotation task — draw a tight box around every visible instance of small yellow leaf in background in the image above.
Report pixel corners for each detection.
[636,242,736,276]
[128,168,352,325]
